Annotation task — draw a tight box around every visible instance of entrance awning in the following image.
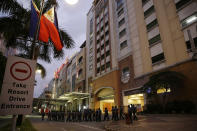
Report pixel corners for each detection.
[123,87,144,96]
[58,92,90,100]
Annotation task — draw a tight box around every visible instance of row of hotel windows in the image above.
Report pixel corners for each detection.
[116,0,128,50]
[142,0,164,64]
[97,61,110,73]
[97,50,110,63]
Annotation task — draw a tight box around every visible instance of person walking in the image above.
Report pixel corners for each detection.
[128,105,133,124]
[119,106,124,120]
[114,106,119,121]
[111,106,115,121]
[133,105,137,121]
[98,108,102,122]
[92,109,96,121]
[104,108,109,121]
[41,107,45,121]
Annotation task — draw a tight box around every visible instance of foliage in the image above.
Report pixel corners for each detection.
[165,100,196,114]
[0,52,7,93]
[144,100,196,114]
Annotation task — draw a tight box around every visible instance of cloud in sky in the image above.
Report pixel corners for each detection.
[33,0,93,97]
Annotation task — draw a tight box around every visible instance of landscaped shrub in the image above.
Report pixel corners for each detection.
[165,100,196,113]
[146,104,163,114]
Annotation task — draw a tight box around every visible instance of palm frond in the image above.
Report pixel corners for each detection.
[38,44,52,63]
[60,29,74,49]
[0,0,26,14]
[52,44,64,59]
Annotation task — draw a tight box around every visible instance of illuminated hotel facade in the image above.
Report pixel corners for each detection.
[86,0,197,112]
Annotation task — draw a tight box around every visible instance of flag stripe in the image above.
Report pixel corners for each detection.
[29,0,38,38]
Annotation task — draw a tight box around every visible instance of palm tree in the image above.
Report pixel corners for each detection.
[143,71,186,112]
[0,0,74,78]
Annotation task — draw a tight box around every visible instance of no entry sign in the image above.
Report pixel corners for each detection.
[10,61,32,81]
[0,56,36,115]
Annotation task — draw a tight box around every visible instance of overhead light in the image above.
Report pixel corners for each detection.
[36,69,42,74]
[186,16,197,24]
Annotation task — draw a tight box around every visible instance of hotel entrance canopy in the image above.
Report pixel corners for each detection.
[58,92,90,100]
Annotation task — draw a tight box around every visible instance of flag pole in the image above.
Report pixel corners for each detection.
[32,0,45,60]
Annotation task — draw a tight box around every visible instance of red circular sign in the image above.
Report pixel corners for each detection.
[10,61,32,81]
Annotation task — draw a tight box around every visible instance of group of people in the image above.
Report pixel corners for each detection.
[40,105,137,123]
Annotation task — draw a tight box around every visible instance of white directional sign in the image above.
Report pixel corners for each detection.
[0,56,36,115]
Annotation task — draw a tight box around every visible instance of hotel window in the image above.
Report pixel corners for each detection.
[142,0,149,5]
[122,67,130,78]
[90,18,93,35]
[89,56,93,62]
[117,8,124,17]
[106,40,109,46]
[97,48,100,53]
[89,48,93,54]
[117,0,123,10]
[119,28,126,38]
[78,69,83,77]
[149,34,161,45]
[120,40,127,50]
[181,12,197,28]
[144,6,155,18]
[96,16,99,24]
[185,37,197,50]
[90,37,93,46]
[105,30,109,36]
[175,0,192,10]
[89,64,93,70]
[101,65,105,71]
[101,44,104,50]
[106,61,110,68]
[106,50,110,57]
[78,56,83,64]
[146,19,158,31]
[101,54,105,60]
[151,53,165,64]
[101,26,104,31]
[118,18,125,27]
[101,35,104,40]
[97,39,100,44]
[105,21,109,26]
[97,68,100,73]
[97,57,100,63]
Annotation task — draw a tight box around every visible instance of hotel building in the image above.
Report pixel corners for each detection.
[86,0,197,111]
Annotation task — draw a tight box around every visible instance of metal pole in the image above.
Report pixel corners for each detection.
[32,0,45,60]
[11,115,17,131]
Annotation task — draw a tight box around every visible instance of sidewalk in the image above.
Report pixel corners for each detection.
[105,114,197,131]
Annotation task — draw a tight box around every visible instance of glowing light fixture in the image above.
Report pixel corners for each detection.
[65,0,78,5]
[186,16,197,24]
[36,69,42,74]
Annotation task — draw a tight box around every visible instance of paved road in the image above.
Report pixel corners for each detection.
[29,115,108,131]
[106,114,197,131]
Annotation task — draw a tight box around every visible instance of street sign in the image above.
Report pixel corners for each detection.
[0,56,36,115]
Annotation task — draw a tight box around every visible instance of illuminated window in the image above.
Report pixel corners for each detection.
[157,88,171,94]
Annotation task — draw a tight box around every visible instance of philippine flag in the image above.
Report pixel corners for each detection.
[29,0,63,51]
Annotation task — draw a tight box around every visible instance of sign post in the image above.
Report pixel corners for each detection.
[0,56,36,130]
